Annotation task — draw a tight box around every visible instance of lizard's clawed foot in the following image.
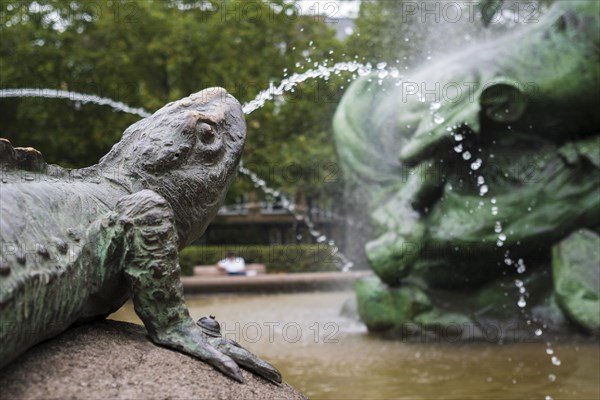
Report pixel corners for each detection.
[152,321,245,383]
[199,315,282,385]
[150,315,281,385]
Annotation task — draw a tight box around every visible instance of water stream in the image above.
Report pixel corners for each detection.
[445,123,561,392]
[0,88,152,118]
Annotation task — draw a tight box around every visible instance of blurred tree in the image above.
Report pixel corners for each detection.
[0,0,344,207]
[344,0,427,67]
[344,0,556,67]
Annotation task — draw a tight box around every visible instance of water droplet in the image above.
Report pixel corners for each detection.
[504,258,512,266]
[491,197,497,204]
[546,348,554,355]
[477,176,485,186]
[470,158,482,170]
[433,113,445,124]
[496,240,504,247]
[548,374,556,382]
[545,396,554,400]
[518,297,526,308]
[357,66,370,76]
[429,102,441,111]
[491,206,498,215]
[462,151,472,160]
[498,233,506,241]
[515,279,523,288]
[495,222,503,233]
[535,329,543,336]
[479,185,489,196]
[551,356,561,366]
[376,62,387,70]
[454,144,463,153]
[378,70,389,79]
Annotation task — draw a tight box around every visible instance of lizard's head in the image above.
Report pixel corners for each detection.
[136,87,245,174]
[102,87,246,246]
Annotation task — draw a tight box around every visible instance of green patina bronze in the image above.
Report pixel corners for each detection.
[334,1,600,338]
[0,88,281,384]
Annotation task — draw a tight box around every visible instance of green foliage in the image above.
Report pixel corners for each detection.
[1,0,345,207]
[179,244,340,276]
[345,0,556,68]
[344,0,425,67]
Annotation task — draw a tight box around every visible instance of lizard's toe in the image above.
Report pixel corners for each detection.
[209,336,282,385]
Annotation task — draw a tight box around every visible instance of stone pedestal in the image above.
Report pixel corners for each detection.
[0,320,307,400]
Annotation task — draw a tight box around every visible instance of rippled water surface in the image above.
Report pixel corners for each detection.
[110,291,599,400]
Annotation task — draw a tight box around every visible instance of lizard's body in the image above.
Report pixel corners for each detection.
[1,176,129,358]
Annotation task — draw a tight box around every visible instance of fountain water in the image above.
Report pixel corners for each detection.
[242,61,394,114]
[0,88,151,118]
[445,123,561,388]
[1,37,591,396]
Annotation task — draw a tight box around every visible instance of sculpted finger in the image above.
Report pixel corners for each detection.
[209,336,282,385]
[195,338,245,383]
[152,323,245,383]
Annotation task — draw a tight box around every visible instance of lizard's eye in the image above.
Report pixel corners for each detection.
[196,122,215,144]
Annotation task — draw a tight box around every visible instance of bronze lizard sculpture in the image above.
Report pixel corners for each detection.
[0,87,281,384]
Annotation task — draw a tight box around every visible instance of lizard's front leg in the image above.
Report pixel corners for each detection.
[106,190,280,384]
[105,190,242,382]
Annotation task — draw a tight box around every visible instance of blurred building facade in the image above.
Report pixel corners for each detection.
[196,197,343,246]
